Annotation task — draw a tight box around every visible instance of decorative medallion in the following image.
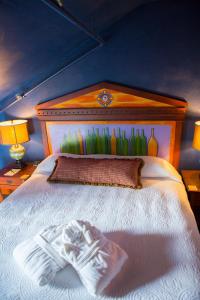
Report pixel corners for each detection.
[97,90,113,107]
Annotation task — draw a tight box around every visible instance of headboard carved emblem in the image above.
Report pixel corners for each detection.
[97,90,113,107]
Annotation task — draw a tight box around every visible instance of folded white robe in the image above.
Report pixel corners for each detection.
[13,225,67,286]
[60,220,128,296]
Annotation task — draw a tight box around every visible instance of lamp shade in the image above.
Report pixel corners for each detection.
[0,120,29,145]
[192,121,200,151]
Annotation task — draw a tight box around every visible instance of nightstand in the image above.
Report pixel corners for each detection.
[0,163,36,202]
[181,170,200,230]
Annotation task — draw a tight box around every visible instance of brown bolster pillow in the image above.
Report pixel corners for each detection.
[47,156,144,189]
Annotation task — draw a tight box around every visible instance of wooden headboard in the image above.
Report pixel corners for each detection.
[36,82,187,169]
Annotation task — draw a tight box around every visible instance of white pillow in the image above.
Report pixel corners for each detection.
[35,154,182,182]
[141,156,182,182]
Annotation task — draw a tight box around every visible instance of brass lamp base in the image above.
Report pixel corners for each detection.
[9,144,26,169]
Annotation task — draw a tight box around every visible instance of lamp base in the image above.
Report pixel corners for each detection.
[15,160,26,169]
[9,144,26,169]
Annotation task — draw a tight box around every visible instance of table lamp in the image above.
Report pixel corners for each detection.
[0,120,29,169]
[193,121,200,152]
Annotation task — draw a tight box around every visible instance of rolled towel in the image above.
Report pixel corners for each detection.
[13,225,68,286]
[60,220,128,296]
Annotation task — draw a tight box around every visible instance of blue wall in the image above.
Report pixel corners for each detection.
[0,112,11,168]
[1,0,200,169]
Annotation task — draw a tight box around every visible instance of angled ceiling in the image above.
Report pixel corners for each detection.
[0,0,155,111]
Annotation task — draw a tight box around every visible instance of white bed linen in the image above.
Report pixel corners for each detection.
[0,171,200,300]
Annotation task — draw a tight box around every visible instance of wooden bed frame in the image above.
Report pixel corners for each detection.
[36,82,187,169]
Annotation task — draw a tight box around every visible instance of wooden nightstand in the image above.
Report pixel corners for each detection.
[0,163,36,202]
[181,170,200,230]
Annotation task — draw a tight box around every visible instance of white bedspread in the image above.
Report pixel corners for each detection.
[0,172,200,300]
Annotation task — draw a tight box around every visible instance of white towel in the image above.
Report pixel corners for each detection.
[13,225,68,286]
[60,220,128,296]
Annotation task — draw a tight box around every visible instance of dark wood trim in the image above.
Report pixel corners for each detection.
[37,107,186,121]
[40,121,50,157]
[173,121,184,169]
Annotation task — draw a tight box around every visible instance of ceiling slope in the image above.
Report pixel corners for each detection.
[0,0,155,111]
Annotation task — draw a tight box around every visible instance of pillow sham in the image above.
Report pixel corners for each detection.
[141,156,182,182]
[36,154,181,182]
[47,156,143,189]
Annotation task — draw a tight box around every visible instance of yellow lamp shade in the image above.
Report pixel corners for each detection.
[193,121,200,151]
[0,120,29,145]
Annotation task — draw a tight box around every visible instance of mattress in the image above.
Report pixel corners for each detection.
[0,171,200,300]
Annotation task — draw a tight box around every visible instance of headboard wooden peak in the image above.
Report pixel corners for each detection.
[36,81,187,111]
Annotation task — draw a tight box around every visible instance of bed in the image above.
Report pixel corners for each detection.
[0,82,200,299]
